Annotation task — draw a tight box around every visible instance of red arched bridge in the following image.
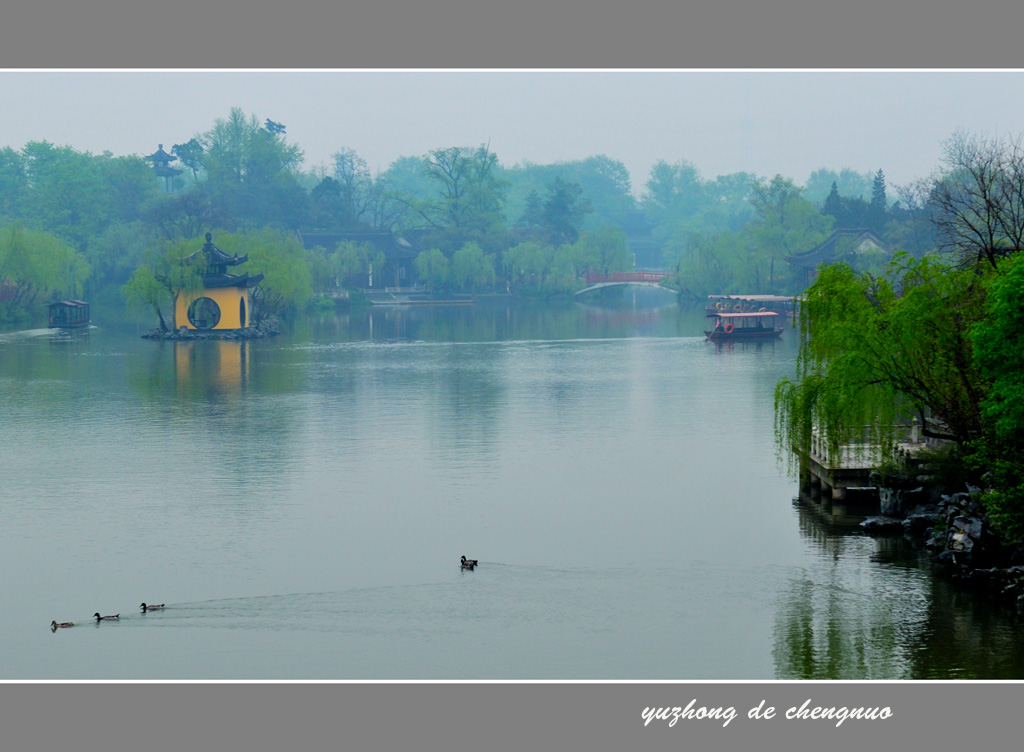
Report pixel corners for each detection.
[576,271,676,296]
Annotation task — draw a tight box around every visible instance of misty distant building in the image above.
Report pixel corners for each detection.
[144,144,182,193]
[785,229,890,285]
[620,212,665,270]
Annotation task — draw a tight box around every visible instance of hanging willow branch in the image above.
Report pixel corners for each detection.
[774,255,990,477]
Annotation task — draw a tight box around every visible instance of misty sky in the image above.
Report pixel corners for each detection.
[2,70,1022,194]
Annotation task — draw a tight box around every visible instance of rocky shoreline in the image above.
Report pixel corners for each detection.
[142,316,281,341]
[861,485,1024,612]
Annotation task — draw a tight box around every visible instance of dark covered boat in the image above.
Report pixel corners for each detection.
[48,300,91,329]
[704,311,783,340]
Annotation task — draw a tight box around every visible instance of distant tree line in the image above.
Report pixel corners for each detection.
[0,105,951,324]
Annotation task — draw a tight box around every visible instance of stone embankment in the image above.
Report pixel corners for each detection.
[861,485,1024,612]
[142,316,281,341]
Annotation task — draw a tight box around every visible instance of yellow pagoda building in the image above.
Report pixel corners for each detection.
[175,233,264,331]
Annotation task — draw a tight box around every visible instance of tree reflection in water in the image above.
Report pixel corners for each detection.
[775,495,1024,679]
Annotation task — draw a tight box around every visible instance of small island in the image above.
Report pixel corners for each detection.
[139,233,278,340]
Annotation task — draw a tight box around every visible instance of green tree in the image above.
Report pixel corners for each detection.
[889,179,938,258]
[415,144,508,252]
[670,231,744,299]
[309,176,343,230]
[414,248,450,293]
[20,141,113,248]
[540,177,592,245]
[516,189,544,236]
[642,160,708,228]
[804,168,873,205]
[548,243,590,291]
[869,169,889,236]
[144,188,218,242]
[575,226,630,275]
[503,156,634,233]
[0,224,90,321]
[213,229,313,319]
[198,107,308,230]
[692,172,758,235]
[502,241,551,295]
[973,254,1024,540]
[121,239,203,330]
[552,155,633,228]
[747,175,832,292]
[821,179,872,231]
[98,153,161,225]
[121,262,172,330]
[87,221,153,290]
[0,147,27,221]
[451,241,496,292]
[330,148,374,229]
[172,139,204,182]
[775,255,989,472]
[651,168,756,273]
[324,240,384,290]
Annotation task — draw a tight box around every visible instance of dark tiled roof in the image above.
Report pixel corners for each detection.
[620,211,655,234]
[785,229,889,268]
[144,144,176,164]
[202,234,247,267]
[203,272,263,289]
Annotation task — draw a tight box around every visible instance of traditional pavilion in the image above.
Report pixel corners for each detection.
[144,144,182,193]
[175,233,264,331]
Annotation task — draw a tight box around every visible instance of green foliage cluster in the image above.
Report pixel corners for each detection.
[216,229,313,317]
[664,174,832,298]
[775,255,988,470]
[502,155,632,231]
[972,254,1024,540]
[121,238,203,329]
[0,224,90,323]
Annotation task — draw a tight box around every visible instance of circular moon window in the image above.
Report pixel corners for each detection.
[187,297,222,329]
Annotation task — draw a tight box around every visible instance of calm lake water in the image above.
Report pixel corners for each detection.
[3,295,1023,679]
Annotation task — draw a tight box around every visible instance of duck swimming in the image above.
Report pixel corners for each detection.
[94,613,120,621]
[51,621,74,629]
[461,556,478,569]
[140,603,165,612]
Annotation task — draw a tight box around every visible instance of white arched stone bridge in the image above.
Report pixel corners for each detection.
[574,271,676,296]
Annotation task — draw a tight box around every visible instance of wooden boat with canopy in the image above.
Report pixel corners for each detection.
[704,311,783,340]
[47,300,91,329]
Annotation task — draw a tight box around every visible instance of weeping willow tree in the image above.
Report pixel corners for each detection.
[0,224,91,323]
[774,253,990,475]
[214,228,313,319]
[122,239,203,330]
